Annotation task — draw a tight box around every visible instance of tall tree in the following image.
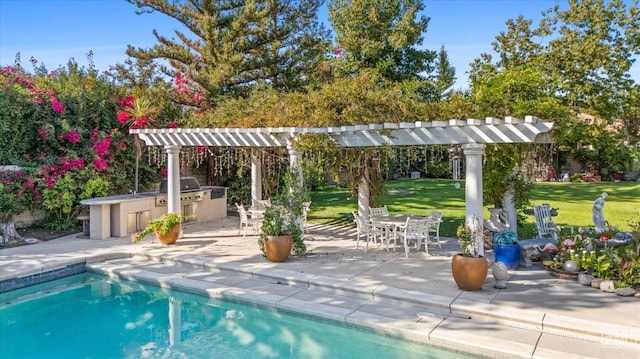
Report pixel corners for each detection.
[125,0,331,110]
[433,45,456,101]
[545,0,640,119]
[327,0,436,85]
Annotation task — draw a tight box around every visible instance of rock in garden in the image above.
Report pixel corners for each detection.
[599,280,615,293]
[577,273,593,286]
[635,292,640,298]
[615,287,636,297]
[591,278,603,289]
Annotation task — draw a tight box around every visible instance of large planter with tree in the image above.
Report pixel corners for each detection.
[452,222,489,291]
[493,231,521,270]
[258,169,308,262]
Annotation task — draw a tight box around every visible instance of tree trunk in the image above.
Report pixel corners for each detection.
[1,212,21,244]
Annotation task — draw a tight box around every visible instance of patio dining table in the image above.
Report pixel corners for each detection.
[370,214,431,251]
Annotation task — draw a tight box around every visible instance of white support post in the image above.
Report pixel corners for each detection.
[165,145,181,216]
[463,143,486,256]
[288,145,305,237]
[357,165,370,219]
[287,146,303,188]
[251,148,262,205]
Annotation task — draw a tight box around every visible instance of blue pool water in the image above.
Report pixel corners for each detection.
[0,273,474,358]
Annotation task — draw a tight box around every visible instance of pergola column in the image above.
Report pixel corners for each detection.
[287,145,303,187]
[165,145,181,216]
[463,143,486,256]
[357,167,370,219]
[251,148,262,204]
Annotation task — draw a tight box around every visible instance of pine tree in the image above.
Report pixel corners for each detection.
[125,0,331,109]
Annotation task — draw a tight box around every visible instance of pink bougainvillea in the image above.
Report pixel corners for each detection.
[93,158,109,171]
[89,129,99,143]
[131,117,148,129]
[64,130,81,144]
[50,96,65,113]
[93,135,112,157]
[160,168,168,178]
[167,121,179,128]
[72,158,85,169]
[116,111,130,124]
[116,141,126,151]
[120,96,135,109]
[37,127,49,140]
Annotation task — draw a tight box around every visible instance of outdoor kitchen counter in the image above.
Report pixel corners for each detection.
[80,186,227,240]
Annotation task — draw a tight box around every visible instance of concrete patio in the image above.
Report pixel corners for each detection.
[1,216,638,358]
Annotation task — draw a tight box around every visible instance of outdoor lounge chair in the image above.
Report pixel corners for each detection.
[519,204,564,267]
[533,204,561,241]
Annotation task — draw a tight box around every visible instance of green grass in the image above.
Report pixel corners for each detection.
[308,179,640,239]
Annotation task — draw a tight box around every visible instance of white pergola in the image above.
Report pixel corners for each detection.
[132,115,553,256]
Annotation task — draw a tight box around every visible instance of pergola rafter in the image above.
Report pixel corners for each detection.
[132,116,553,148]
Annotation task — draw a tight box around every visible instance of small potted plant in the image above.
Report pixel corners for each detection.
[258,169,307,261]
[132,212,190,245]
[452,218,489,291]
[493,231,521,269]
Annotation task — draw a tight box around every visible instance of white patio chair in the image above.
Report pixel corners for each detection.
[427,209,444,248]
[533,204,560,240]
[353,211,382,253]
[302,201,312,233]
[368,205,389,217]
[236,203,252,238]
[398,217,432,257]
[252,198,271,210]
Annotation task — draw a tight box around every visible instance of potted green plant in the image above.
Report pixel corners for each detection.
[493,231,521,270]
[452,219,489,291]
[258,169,308,261]
[132,212,189,245]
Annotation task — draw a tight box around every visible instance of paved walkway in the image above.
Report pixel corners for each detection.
[1,217,638,358]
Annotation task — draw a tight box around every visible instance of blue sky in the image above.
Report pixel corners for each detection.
[1,0,637,89]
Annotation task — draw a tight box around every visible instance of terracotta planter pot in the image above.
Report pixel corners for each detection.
[154,225,180,245]
[264,235,292,262]
[451,254,488,291]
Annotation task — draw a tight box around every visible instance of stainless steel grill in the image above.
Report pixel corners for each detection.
[155,177,206,206]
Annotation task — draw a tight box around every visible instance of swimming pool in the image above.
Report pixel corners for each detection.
[0,273,474,358]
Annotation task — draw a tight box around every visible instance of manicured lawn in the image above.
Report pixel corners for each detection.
[308,178,640,239]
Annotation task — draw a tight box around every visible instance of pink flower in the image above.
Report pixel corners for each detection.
[131,117,148,129]
[72,158,85,169]
[197,146,207,154]
[116,111,130,124]
[160,168,168,178]
[93,158,109,171]
[33,96,43,104]
[37,127,49,140]
[51,96,65,113]
[94,135,112,156]
[116,141,127,150]
[120,96,135,109]
[167,121,179,128]
[64,130,81,144]
[89,129,99,143]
